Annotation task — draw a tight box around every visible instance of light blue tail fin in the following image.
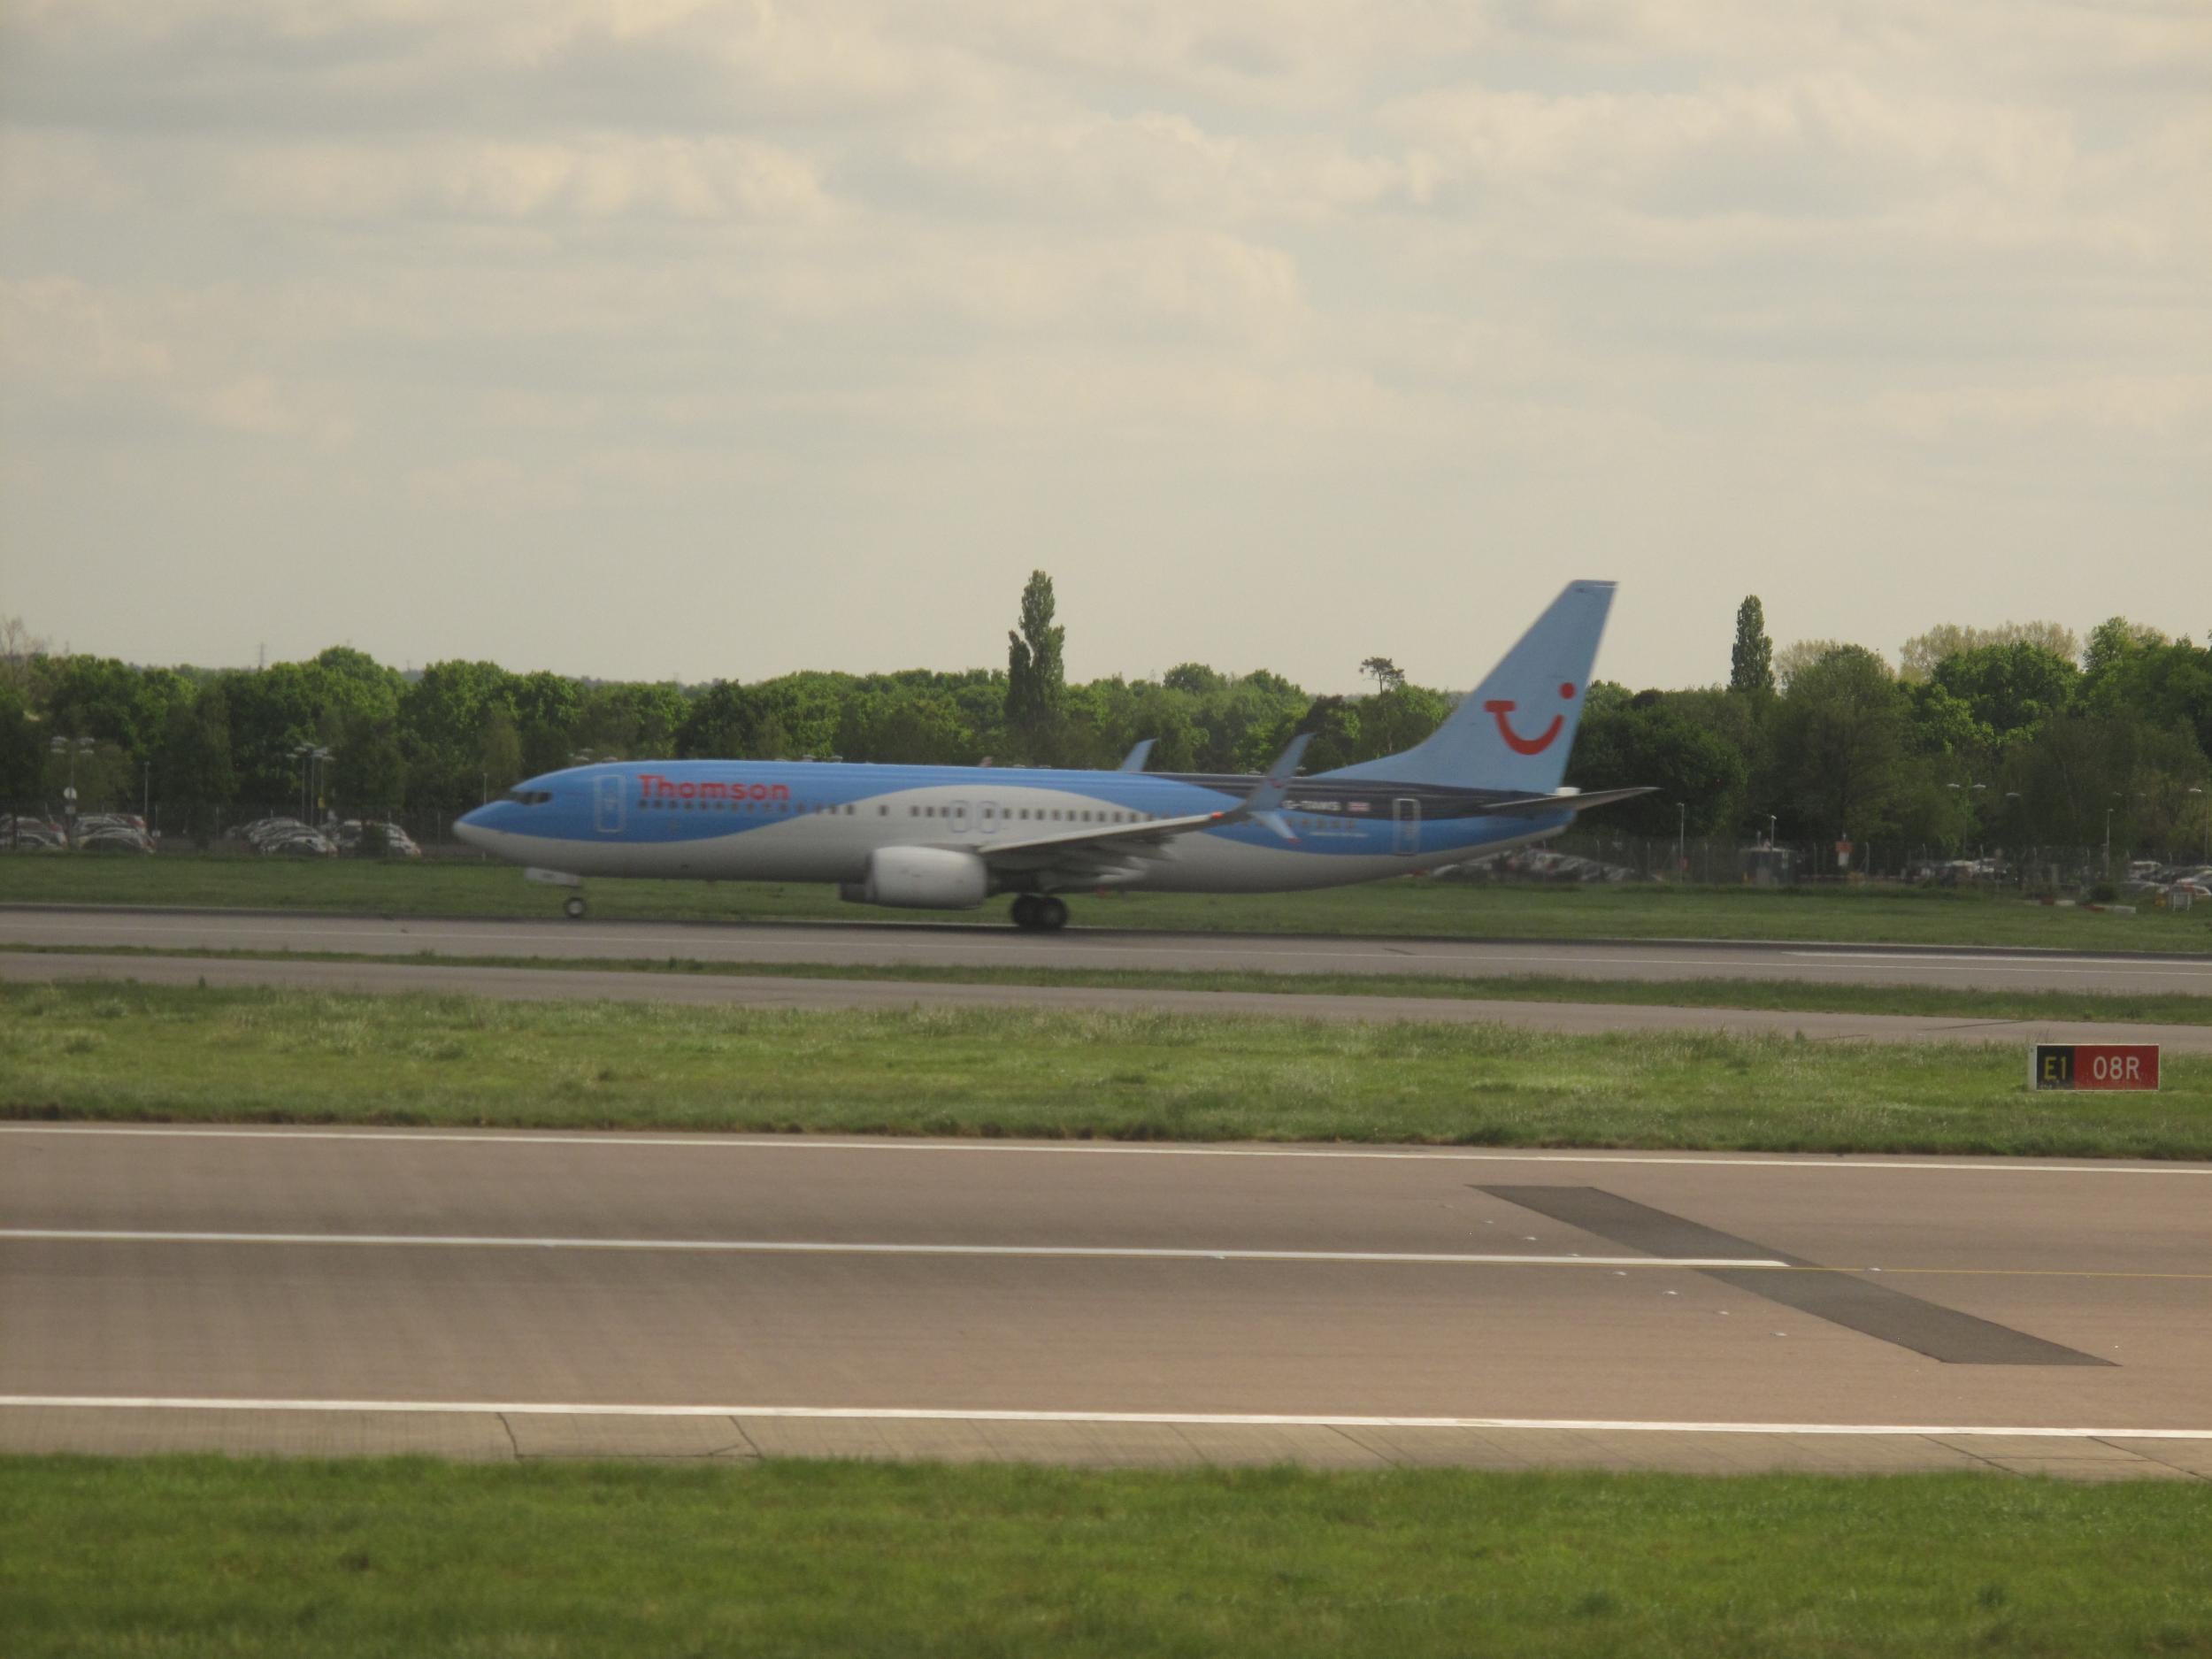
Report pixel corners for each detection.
[1317,580,1616,792]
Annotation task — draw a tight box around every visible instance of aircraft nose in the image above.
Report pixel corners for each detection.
[454,805,493,849]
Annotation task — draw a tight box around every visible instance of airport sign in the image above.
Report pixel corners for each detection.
[2030,1043,2160,1091]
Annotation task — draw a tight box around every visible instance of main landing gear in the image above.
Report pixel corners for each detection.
[563,895,587,919]
[1010,894,1069,932]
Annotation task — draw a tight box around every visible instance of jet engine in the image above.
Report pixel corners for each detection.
[841,846,990,910]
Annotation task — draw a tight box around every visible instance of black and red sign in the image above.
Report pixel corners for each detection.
[2031,1044,2160,1091]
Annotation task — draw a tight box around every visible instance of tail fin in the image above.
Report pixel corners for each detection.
[1317,580,1616,793]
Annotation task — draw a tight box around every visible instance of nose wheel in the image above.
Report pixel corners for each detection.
[1010,895,1068,931]
[563,895,587,919]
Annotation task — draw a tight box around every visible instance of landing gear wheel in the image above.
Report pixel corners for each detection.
[1038,895,1069,932]
[1010,895,1041,930]
[564,895,587,920]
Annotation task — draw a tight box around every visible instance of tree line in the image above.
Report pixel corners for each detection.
[3,581,2208,858]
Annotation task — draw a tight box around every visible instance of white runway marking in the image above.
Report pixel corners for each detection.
[6,1123,2208,1176]
[1784,950,2211,979]
[3,1394,2207,1440]
[0,1229,1784,1268]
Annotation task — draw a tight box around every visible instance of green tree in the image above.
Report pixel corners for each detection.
[153,686,236,847]
[478,707,523,802]
[1005,570,1066,757]
[312,647,404,725]
[573,681,687,760]
[1729,597,1774,696]
[1899,619,2079,682]
[0,685,44,810]
[1163,663,1225,696]
[834,692,974,765]
[1289,695,1363,773]
[400,660,518,818]
[219,662,335,808]
[1355,682,1452,763]
[1567,691,1747,838]
[1359,656,1405,693]
[1928,642,2078,740]
[1774,646,1912,839]
[46,656,152,757]
[678,682,769,758]
[332,714,406,828]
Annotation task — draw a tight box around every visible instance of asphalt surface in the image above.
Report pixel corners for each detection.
[5,1125,2209,1476]
[6,905,2212,994]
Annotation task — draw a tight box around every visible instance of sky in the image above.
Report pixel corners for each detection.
[2,1,2207,695]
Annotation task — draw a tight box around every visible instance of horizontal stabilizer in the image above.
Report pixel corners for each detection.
[1481,786,1655,818]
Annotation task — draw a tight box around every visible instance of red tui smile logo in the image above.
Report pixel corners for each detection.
[1483,682,1578,756]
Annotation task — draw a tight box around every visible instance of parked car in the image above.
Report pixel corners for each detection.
[333,819,422,857]
[1,815,67,849]
[75,824,156,854]
[264,830,337,856]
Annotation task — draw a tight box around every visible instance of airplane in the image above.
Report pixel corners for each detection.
[455,580,1650,929]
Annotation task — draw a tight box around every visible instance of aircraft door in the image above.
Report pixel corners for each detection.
[978,801,1001,836]
[1393,796,1420,856]
[593,775,626,836]
[948,800,970,833]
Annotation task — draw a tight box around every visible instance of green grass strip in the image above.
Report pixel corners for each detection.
[5,981,2208,1157]
[10,938,2212,1026]
[4,1456,2210,1658]
[8,853,2211,951]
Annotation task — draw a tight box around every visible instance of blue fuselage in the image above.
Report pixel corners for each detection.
[455,759,1569,895]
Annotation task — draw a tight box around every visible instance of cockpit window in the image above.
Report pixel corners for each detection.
[506,790,555,806]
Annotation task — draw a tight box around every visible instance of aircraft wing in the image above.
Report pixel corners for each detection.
[972,734,1313,882]
[1479,787,1656,818]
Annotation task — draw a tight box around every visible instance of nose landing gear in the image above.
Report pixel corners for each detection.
[1010,894,1068,931]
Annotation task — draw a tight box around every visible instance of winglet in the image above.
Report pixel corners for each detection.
[1117,739,1156,773]
[1242,733,1312,815]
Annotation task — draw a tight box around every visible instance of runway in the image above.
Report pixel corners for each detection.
[6,905,2212,995]
[5,1125,2209,1476]
[11,948,2212,1049]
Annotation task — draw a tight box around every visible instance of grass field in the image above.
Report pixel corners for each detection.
[8,850,2211,951]
[13,938,2212,1027]
[6,980,2207,1156]
[4,1456,2209,1658]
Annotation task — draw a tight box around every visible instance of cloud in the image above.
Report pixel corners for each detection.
[226,134,827,220]
[0,276,351,446]
[0,0,2204,687]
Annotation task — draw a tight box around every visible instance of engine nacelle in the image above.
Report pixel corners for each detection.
[841,845,991,910]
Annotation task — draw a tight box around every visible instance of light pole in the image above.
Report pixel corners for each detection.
[50,733,94,826]
[142,761,150,829]
[292,743,333,824]
[1676,801,1686,879]
[2002,790,2023,887]
[2105,805,2116,879]
[1946,780,1985,863]
[2190,787,2208,862]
